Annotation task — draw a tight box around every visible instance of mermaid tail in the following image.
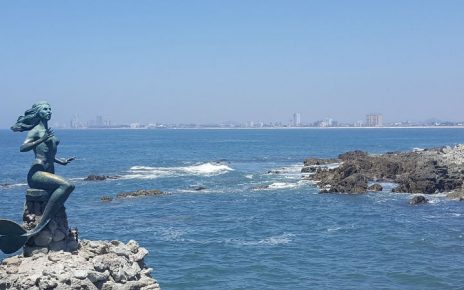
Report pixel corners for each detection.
[0,219,28,254]
[0,184,74,254]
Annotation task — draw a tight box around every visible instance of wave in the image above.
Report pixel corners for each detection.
[227,233,295,246]
[252,180,314,191]
[268,182,298,190]
[0,182,27,189]
[122,162,234,179]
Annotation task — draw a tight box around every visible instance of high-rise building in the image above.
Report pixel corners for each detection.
[293,113,301,127]
[366,114,383,127]
[96,115,104,127]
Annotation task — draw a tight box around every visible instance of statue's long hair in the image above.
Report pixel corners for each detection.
[11,101,50,132]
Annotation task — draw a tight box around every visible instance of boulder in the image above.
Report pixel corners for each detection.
[409,195,429,205]
[368,183,383,192]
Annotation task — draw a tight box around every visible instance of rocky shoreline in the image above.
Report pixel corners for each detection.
[0,239,160,290]
[302,144,464,198]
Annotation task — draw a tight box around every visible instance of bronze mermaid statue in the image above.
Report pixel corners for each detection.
[0,101,75,254]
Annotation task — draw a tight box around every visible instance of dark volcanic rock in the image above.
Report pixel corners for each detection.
[303,157,337,166]
[305,145,464,195]
[301,166,315,173]
[368,183,383,192]
[338,150,368,161]
[194,186,207,191]
[318,172,368,194]
[100,195,113,202]
[116,189,164,199]
[84,175,120,181]
[409,195,429,205]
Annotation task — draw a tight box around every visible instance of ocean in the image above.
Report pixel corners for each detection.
[1,128,464,289]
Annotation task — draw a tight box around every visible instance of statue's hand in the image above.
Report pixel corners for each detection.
[40,128,54,142]
[63,157,76,165]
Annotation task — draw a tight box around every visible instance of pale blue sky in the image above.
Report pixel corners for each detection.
[1,1,463,126]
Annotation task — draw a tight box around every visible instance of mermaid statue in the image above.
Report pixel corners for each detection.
[0,101,75,254]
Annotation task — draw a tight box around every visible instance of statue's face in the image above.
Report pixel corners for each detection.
[38,104,52,121]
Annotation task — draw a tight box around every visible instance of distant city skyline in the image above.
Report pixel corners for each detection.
[1,1,463,128]
[36,112,464,130]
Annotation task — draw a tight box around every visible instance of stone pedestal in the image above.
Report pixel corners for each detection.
[22,189,78,256]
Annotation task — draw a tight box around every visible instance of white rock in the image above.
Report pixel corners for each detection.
[0,239,160,290]
[73,269,88,279]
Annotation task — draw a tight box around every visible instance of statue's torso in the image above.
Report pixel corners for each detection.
[32,128,59,174]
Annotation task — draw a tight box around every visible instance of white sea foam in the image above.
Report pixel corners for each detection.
[0,182,27,188]
[245,174,254,179]
[253,180,314,191]
[268,182,298,189]
[229,233,295,246]
[268,164,304,178]
[123,162,233,179]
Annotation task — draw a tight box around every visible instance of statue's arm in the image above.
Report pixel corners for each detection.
[20,135,43,152]
[19,128,53,152]
[55,157,75,166]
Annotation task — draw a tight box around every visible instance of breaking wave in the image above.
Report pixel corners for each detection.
[122,162,234,179]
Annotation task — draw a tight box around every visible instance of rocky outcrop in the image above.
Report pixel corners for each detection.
[303,145,464,194]
[0,239,160,290]
[303,157,338,166]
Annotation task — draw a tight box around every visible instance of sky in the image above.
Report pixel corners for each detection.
[1,1,463,127]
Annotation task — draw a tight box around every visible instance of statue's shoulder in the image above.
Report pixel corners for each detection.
[26,126,42,139]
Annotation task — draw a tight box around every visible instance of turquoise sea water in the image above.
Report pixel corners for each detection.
[1,128,464,289]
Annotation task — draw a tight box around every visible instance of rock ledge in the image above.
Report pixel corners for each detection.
[0,239,160,290]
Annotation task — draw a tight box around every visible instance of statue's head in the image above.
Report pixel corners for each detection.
[36,101,52,121]
[11,101,52,132]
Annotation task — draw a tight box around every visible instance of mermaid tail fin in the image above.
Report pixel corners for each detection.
[0,219,28,254]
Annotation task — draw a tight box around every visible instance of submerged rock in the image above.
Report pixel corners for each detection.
[0,239,160,290]
[409,195,429,205]
[116,189,164,199]
[84,175,120,181]
[100,195,113,202]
